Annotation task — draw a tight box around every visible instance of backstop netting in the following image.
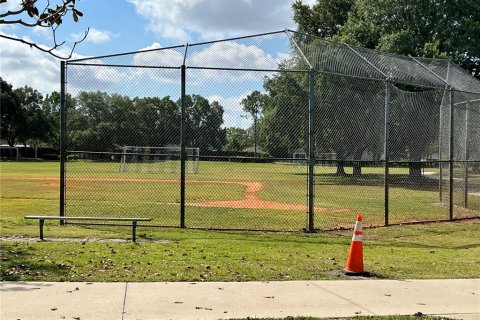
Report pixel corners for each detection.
[62,29,480,231]
[119,146,199,174]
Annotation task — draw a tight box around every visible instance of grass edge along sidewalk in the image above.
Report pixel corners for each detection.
[1,280,478,320]
[1,220,480,282]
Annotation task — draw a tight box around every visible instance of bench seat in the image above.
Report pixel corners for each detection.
[24,216,152,242]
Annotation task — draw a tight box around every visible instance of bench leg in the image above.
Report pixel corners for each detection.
[132,221,137,243]
[39,219,44,240]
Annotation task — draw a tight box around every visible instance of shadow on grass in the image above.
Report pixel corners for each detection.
[0,243,70,281]
[295,173,439,191]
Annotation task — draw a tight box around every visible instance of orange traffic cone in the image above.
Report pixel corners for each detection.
[342,214,369,276]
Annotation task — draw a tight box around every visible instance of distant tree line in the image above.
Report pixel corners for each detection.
[1,77,234,153]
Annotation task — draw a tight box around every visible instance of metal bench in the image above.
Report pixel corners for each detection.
[24,216,152,242]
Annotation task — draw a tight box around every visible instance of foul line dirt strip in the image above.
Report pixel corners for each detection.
[2,176,347,212]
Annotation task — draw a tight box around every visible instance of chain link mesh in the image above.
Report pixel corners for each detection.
[63,30,480,231]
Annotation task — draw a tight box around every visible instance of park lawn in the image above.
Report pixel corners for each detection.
[1,220,479,282]
[1,161,480,282]
[2,161,477,231]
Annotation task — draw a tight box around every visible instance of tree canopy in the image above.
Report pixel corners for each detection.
[293,0,480,79]
[0,0,88,59]
[0,78,230,154]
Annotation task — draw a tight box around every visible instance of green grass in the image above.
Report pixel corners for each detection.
[1,161,479,231]
[1,220,480,282]
[1,161,480,282]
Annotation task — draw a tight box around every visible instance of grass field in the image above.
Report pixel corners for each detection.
[1,161,480,282]
[1,161,479,231]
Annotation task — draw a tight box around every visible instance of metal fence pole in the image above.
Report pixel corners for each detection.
[307,68,316,232]
[439,98,443,202]
[449,88,455,220]
[384,81,391,226]
[463,104,470,208]
[59,61,66,225]
[180,64,186,228]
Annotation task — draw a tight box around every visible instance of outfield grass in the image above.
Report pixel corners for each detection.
[0,159,477,234]
[1,161,478,231]
[1,161,480,281]
[1,220,479,281]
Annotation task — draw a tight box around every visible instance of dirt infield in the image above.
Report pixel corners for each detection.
[3,176,339,211]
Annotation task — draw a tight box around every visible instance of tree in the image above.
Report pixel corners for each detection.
[336,0,480,79]
[335,0,480,175]
[241,90,268,157]
[69,91,111,151]
[135,96,180,147]
[42,91,75,148]
[262,70,309,158]
[0,83,56,147]
[0,0,88,59]
[14,85,52,147]
[0,77,21,146]
[224,127,250,152]
[69,91,141,151]
[181,95,226,152]
[293,0,355,38]
[292,0,480,177]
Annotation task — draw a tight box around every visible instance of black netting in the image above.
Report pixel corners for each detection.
[62,30,480,231]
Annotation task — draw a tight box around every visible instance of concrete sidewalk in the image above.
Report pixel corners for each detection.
[1,279,479,320]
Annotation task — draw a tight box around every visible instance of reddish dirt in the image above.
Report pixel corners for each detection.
[185,181,311,211]
[3,176,345,211]
[42,182,94,189]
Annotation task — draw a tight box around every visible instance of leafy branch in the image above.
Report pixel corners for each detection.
[0,0,88,59]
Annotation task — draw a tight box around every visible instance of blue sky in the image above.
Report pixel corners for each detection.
[0,0,314,127]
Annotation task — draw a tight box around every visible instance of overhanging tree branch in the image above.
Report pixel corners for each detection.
[0,0,87,59]
[0,28,88,59]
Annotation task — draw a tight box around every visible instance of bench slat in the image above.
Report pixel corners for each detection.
[24,216,152,222]
[24,216,152,243]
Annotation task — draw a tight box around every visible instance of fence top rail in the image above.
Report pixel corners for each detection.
[67,44,187,63]
[285,29,451,64]
[63,28,480,94]
[187,29,288,47]
[25,216,152,221]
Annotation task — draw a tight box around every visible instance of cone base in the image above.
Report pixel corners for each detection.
[341,268,370,277]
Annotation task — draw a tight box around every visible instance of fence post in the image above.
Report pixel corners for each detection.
[439,98,443,202]
[307,68,315,232]
[463,104,469,208]
[449,88,455,220]
[384,81,391,226]
[180,64,186,228]
[59,61,66,225]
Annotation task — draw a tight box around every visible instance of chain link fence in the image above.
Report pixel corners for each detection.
[61,30,480,231]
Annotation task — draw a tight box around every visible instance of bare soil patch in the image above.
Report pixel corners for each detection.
[4,176,348,211]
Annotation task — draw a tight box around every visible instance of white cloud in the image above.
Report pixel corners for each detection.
[0,33,59,94]
[1,1,23,12]
[208,93,252,129]
[0,32,124,95]
[127,40,280,85]
[133,42,185,67]
[302,0,317,7]
[129,42,184,84]
[72,28,117,44]
[66,59,127,94]
[189,41,277,69]
[128,0,295,42]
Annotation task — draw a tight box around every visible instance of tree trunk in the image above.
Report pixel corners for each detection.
[353,162,362,177]
[7,134,15,147]
[336,161,346,176]
[409,162,422,178]
[353,149,363,177]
